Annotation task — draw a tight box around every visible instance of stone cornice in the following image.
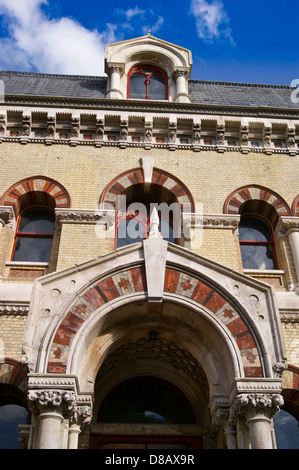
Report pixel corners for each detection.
[3,94,299,119]
[55,208,115,225]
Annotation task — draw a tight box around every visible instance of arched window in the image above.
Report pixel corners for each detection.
[116,199,177,249]
[128,65,168,100]
[98,378,194,424]
[12,207,55,263]
[239,216,278,270]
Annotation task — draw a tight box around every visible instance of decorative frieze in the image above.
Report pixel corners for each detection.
[0,109,298,154]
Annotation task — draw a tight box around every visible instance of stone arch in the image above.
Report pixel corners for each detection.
[99,167,195,212]
[224,184,291,226]
[44,263,266,388]
[291,194,299,217]
[0,175,71,217]
[0,358,28,404]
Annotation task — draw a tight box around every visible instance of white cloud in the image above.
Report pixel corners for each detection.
[0,2,166,75]
[190,0,235,45]
[0,0,115,75]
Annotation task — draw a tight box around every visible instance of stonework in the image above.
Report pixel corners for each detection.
[0,34,298,450]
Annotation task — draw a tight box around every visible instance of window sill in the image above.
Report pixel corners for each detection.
[243,269,285,275]
[6,261,49,267]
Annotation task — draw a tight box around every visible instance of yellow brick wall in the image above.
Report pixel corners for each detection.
[0,144,298,214]
[0,141,298,370]
[0,315,27,361]
[282,322,299,366]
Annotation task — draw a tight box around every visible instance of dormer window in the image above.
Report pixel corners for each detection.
[128,65,168,100]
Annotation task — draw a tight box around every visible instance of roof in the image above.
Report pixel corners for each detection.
[0,70,298,111]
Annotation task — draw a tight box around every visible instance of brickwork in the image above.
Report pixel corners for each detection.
[0,314,27,361]
[282,322,299,366]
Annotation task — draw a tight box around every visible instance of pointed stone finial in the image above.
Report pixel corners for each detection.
[148,206,162,239]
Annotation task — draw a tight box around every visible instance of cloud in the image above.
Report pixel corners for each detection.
[190,0,235,45]
[0,0,115,75]
[114,7,164,37]
[0,2,166,75]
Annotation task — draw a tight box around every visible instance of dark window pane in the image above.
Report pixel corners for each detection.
[239,218,272,242]
[240,244,276,270]
[18,209,54,234]
[0,404,27,449]
[98,379,194,425]
[13,236,53,262]
[130,74,146,99]
[149,74,166,100]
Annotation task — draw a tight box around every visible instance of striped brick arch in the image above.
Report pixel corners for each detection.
[0,176,71,217]
[292,195,299,217]
[99,167,195,212]
[224,185,291,225]
[47,266,262,379]
[0,359,28,398]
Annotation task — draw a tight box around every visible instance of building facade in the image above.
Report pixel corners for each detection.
[0,34,298,449]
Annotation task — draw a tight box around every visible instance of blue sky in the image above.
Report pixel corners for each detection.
[0,0,298,85]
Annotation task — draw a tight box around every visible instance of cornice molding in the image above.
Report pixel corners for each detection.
[3,95,299,119]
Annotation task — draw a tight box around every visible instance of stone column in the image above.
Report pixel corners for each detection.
[279,217,299,285]
[68,405,92,449]
[233,393,284,449]
[0,206,15,273]
[28,389,76,449]
[212,408,237,449]
[173,70,190,103]
[106,65,125,99]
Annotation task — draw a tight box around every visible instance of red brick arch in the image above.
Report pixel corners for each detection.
[0,176,71,217]
[99,167,195,212]
[47,266,262,379]
[224,184,291,224]
[292,195,299,217]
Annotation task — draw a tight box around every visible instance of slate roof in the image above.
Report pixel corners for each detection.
[0,71,298,110]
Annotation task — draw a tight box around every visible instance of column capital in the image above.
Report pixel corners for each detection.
[279,216,299,235]
[28,389,77,418]
[70,405,93,429]
[0,206,15,228]
[232,393,284,420]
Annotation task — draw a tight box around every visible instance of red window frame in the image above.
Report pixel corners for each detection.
[239,214,278,269]
[127,65,168,100]
[11,207,55,262]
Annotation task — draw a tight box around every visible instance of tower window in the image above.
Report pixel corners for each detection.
[128,65,168,100]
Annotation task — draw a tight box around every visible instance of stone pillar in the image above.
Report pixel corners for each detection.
[106,65,125,99]
[212,408,237,449]
[68,405,92,449]
[28,389,76,449]
[279,217,299,285]
[173,70,190,103]
[0,206,15,274]
[233,393,284,449]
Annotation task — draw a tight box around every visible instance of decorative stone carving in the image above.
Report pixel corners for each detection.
[233,393,284,420]
[28,389,77,417]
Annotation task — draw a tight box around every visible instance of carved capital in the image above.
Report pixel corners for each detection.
[279,217,299,235]
[0,206,15,228]
[70,405,93,429]
[233,393,284,420]
[28,389,77,417]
